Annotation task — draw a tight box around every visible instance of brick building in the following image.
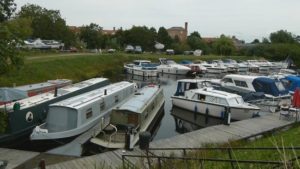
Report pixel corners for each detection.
[167,22,188,42]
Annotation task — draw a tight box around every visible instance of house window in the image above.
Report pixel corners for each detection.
[234,80,248,87]
[86,108,93,119]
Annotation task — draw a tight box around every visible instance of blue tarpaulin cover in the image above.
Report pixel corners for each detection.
[252,77,288,96]
[282,75,300,93]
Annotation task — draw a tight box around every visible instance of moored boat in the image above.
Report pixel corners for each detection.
[157,58,191,75]
[0,78,109,145]
[124,60,158,77]
[172,87,260,120]
[90,84,165,149]
[30,81,136,143]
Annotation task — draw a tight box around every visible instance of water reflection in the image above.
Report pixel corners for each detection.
[171,107,224,133]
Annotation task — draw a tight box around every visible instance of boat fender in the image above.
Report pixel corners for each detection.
[35,126,48,133]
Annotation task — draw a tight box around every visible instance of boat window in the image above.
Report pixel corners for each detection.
[189,83,197,90]
[234,80,248,87]
[228,97,244,105]
[115,95,119,103]
[275,81,286,92]
[205,96,217,103]
[198,94,206,101]
[222,78,233,83]
[100,102,105,111]
[86,108,93,119]
[218,98,228,106]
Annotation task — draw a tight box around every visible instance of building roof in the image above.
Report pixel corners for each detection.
[167,27,185,31]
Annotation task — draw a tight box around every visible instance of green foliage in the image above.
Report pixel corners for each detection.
[122,26,157,51]
[270,30,297,44]
[171,42,190,54]
[0,24,24,74]
[187,31,207,53]
[5,17,32,39]
[80,23,103,49]
[0,0,16,22]
[157,27,173,48]
[212,35,236,56]
[17,4,76,47]
[0,110,8,133]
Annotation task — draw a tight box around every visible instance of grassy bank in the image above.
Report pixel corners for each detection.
[153,124,300,169]
[0,52,252,87]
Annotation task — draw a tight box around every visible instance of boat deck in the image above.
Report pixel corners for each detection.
[40,112,299,169]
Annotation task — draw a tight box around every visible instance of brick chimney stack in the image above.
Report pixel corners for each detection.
[184,22,188,32]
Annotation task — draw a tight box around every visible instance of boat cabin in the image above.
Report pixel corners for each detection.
[185,88,245,107]
[221,74,288,97]
[43,82,135,133]
[110,85,163,128]
[174,79,213,96]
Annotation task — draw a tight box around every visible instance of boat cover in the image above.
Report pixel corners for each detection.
[179,60,193,65]
[252,77,288,96]
[242,92,265,102]
[282,75,300,93]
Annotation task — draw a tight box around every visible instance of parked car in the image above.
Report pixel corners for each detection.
[125,45,134,53]
[166,49,175,55]
[107,49,116,53]
[134,46,142,54]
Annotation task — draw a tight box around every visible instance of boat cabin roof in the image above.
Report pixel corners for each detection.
[2,78,108,110]
[114,85,160,114]
[50,81,133,109]
[191,88,241,99]
[223,74,259,81]
[57,78,108,94]
[15,79,71,91]
[133,60,151,63]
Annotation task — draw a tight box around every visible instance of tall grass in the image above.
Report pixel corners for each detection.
[0,52,254,87]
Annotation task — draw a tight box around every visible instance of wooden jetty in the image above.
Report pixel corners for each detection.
[0,148,39,169]
[40,113,299,169]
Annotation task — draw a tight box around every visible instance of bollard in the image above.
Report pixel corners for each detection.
[38,159,46,169]
[125,124,135,151]
[139,131,151,150]
[223,107,231,125]
[54,87,58,97]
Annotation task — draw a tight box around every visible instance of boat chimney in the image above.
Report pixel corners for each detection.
[54,87,58,97]
[104,89,107,95]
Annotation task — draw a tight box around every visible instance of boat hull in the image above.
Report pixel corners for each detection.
[172,97,260,120]
[124,66,157,77]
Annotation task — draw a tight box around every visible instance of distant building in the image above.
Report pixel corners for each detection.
[167,22,188,42]
[102,27,117,35]
[202,37,218,44]
[231,36,245,48]
[68,26,81,34]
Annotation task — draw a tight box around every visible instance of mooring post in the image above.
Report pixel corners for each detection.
[38,159,46,169]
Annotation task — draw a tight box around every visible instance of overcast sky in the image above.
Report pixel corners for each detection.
[14,0,300,42]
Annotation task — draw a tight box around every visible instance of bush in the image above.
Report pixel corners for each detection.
[0,110,8,133]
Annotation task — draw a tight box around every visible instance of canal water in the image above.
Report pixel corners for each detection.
[124,73,224,141]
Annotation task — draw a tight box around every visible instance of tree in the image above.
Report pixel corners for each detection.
[157,27,173,48]
[212,35,236,56]
[17,4,76,47]
[187,31,207,52]
[0,0,24,74]
[122,26,157,51]
[0,0,16,22]
[270,30,296,44]
[251,39,260,44]
[79,23,103,49]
